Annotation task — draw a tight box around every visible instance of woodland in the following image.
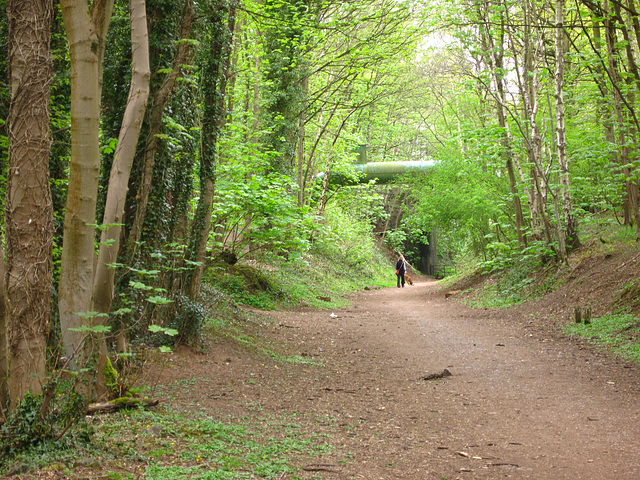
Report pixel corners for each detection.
[1,0,640,466]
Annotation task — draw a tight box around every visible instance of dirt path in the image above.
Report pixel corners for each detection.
[164,279,640,479]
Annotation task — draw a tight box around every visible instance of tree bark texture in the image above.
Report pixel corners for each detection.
[6,0,54,409]
[554,0,579,253]
[0,248,9,417]
[58,0,115,401]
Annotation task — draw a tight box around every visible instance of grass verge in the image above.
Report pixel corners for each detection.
[564,314,640,362]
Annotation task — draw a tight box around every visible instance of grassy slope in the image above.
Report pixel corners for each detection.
[442,214,640,362]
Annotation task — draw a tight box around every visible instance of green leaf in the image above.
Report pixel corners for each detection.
[129,281,153,291]
[146,295,173,305]
[68,325,112,333]
[148,325,178,336]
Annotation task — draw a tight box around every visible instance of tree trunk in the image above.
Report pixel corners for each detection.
[297,72,309,207]
[0,249,8,417]
[612,0,640,238]
[58,0,114,401]
[505,0,537,231]
[603,0,639,230]
[6,0,54,409]
[554,0,579,251]
[91,0,150,326]
[186,1,237,300]
[126,0,195,260]
[479,9,527,249]
[522,2,547,242]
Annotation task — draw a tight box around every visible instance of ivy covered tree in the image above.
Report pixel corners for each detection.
[4,0,54,410]
[260,0,311,176]
[186,0,237,299]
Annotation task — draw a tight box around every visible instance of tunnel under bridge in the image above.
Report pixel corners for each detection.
[321,152,445,277]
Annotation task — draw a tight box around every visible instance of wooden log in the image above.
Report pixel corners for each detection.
[87,398,159,415]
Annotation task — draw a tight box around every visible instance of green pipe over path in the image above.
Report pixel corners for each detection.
[322,160,436,186]
[352,160,436,184]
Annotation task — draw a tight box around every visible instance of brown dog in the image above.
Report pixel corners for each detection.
[405,273,414,285]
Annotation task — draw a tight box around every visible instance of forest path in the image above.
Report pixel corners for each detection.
[165,279,640,479]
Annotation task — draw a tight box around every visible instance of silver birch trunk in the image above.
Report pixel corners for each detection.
[554,0,579,251]
[91,0,150,323]
[523,4,546,241]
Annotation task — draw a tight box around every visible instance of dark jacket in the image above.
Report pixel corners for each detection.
[395,258,406,273]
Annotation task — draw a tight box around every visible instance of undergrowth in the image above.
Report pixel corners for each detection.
[3,406,334,479]
[457,215,640,311]
[564,314,640,362]
[205,246,393,312]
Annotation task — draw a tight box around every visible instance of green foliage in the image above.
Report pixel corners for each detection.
[383,228,407,254]
[260,0,310,175]
[203,197,393,311]
[165,295,207,344]
[480,238,556,274]
[0,386,87,460]
[466,252,550,308]
[91,409,332,480]
[212,173,314,261]
[103,357,121,396]
[565,314,640,362]
[0,393,55,455]
[109,244,208,346]
[404,147,507,266]
[313,202,379,270]
[206,265,281,310]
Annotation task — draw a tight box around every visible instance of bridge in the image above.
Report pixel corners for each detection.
[319,148,444,277]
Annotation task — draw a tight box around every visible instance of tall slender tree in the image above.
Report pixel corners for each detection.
[91,0,150,348]
[554,0,580,251]
[58,0,115,400]
[186,0,237,300]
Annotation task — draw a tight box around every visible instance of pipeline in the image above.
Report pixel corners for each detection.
[319,160,436,186]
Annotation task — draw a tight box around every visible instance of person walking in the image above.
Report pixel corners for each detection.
[395,254,407,288]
